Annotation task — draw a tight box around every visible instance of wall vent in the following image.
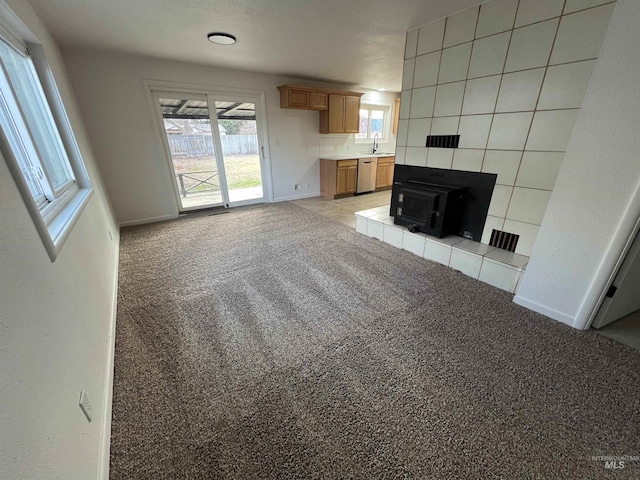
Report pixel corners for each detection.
[426,135,460,149]
[489,229,519,252]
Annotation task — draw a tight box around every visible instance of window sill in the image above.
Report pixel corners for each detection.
[41,187,93,261]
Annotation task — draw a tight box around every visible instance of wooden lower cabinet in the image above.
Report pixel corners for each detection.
[375,156,395,190]
[320,159,358,199]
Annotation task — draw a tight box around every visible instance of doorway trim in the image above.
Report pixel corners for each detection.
[576,178,640,330]
[143,79,274,212]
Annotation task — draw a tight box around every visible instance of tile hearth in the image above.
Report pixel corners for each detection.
[355,205,529,294]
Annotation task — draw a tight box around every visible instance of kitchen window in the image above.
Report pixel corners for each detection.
[0,13,92,261]
[356,104,390,141]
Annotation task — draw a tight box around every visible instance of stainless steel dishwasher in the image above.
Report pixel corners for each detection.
[356,157,378,193]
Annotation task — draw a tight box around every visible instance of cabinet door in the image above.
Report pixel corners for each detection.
[336,166,348,194]
[328,95,345,133]
[387,162,395,186]
[346,165,357,193]
[309,92,328,110]
[288,90,309,108]
[376,163,390,189]
[344,96,360,133]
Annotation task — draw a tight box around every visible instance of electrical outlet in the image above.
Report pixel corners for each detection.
[294,184,302,191]
[79,390,93,423]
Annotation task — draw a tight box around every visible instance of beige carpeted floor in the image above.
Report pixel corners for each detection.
[111,202,640,479]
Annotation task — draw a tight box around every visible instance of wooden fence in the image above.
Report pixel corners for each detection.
[167,134,258,157]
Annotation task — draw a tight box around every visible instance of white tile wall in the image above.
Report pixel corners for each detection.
[550,4,615,64]
[396,119,409,146]
[506,188,552,224]
[482,150,522,185]
[405,29,419,59]
[515,151,565,190]
[438,43,473,84]
[407,118,431,147]
[399,90,412,119]
[417,19,445,55]
[503,220,540,256]
[383,224,404,248]
[450,249,483,278]
[423,240,452,265]
[452,149,484,172]
[488,185,513,217]
[462,76,501,115]
[537,60,596,109]
[404,147,428,167]
[479,259,521,292]
[431,116,459,136]
[504,19,559,72]
[487,112,533,150]
[409,87,436,118]
[495,68,545,112]
[481,215,505,243]
[564,0,613,14]
[402,58,416,91]
[413,51,441,88]
[355,215,367,234]
[367,218,384,240]
[515,0,565,27]
[468,32,511,78]
[476,0,519,38]
[402,231,426,256]
[526,109,579,151]
[443,6,479,47]
[399,0,613,256]
[458,115,492,149]
[427,149,454,169]
[434,81,465,117]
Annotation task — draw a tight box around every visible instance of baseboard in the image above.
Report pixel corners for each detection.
[98,238,120,479]
[272,192,320,202]
[513,294,576,327]
[119,213,177,228]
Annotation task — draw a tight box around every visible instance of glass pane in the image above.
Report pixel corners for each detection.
[159,96,223,210]
[356,109,369,139]
[0,40,73,191]
[371,110,384,137]
[214,101,263,203]
[0,86,45,201]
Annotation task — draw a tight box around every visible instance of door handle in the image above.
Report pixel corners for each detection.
[261,146,265,159]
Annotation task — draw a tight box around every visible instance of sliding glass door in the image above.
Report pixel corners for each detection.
[153,89,267,211]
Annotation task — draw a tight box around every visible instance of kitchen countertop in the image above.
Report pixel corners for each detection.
[319,153,396,161]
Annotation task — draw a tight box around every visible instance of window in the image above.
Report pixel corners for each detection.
[0,18,92,261]
[356,104,390,141]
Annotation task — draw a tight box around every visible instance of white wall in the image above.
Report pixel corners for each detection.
[515,0,640,329]
[61,48,399,225]
[0,1,119,479]
[397,0,614,256]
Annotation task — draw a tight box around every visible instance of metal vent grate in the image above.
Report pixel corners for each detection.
[426,135,460,149]
[489,229,519,252]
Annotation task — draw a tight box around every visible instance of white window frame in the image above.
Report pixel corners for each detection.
[0,3,92,262]
[355,103,392,144]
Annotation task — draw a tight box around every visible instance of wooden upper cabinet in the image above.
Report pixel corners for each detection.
[344,96,360,133]
[278,84,363,133]
[309,92,328,110]
[320,94,363,134]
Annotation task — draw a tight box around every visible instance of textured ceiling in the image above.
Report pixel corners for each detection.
[27,0,482,92]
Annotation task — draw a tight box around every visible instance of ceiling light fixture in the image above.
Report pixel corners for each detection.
[207,32,236,45]
[377,88,387,92]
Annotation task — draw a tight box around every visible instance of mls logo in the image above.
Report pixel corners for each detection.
[605,461,625,469]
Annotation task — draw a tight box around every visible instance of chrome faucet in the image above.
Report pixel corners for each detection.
[372,133,379,154]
